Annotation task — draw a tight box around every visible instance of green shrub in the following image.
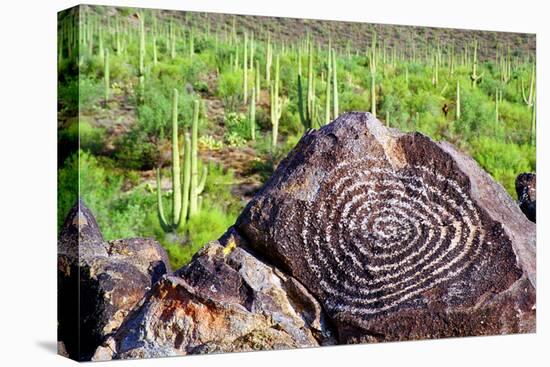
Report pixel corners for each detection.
[218,70,241,111]
[471,137,535,196]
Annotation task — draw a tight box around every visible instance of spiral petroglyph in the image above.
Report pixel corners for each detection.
[299,157,485,317]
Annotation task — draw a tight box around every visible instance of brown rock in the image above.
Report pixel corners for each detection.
[236,112,536,343]
[99,229,335,360]
[57,200,172,361]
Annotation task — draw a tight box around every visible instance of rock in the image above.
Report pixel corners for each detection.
[57,200,172,361]
[516,173,536,222]
[98,229,335,360]
[236,112,536,343]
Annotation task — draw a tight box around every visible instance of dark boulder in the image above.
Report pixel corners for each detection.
[236,112,536,343]
[57,200,172,361]
[516,173,536,222]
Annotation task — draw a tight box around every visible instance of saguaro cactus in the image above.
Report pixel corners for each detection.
[243,32,249,104]
[521,63,535,108]
[270,55,282,148]
[370,32,377,118]
[189,100,208,216]
[153,35,158,65]
[495,88,500,124]
[156,95,206,232]
[266,34,272,84]
[103,48,110,105]
[250,87,256,140]
[456,80,461,120]
[138,13,146,102]
[255,60,261,102]
[332,48,339,118]
[325,48,332,125]
[470,40,483,87]
[157,89,184,232]
[432,44,441,86]
[297,44,316,129]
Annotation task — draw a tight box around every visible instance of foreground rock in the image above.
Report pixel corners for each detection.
[95,229,335,360]
[516,173,536,222]
[237,112,536,342]
[58,200,172,361]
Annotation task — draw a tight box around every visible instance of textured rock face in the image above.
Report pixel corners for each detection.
[516,173,536,222]
[57,200,172,361]
[95,229,335,360]
[236,112,536,342]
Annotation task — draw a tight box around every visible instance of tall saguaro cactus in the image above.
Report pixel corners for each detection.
[370,32,377,118]
[521,63,535,108]
[332,48,339,118]
[250,87,256,140]
[456,80,461,120]
[138,13,146,102]
[521,63,536,146]
[297,44,316,129]
[495,88,500,124]
[104,48,110,105]
[255,60,261,102]
[270,55,282,148]
[243,32,248,104]
[266,34,272,84]
[189,100,208,216]
[325,48,332,125]
[156,95,206,232]
[157,89,184,232]
[470,40,483,87]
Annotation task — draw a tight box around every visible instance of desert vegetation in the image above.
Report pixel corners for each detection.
[57,5,536,269]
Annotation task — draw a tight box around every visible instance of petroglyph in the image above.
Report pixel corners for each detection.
[299,158,484,317]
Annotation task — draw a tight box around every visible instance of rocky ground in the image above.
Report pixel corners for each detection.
[58,113,536,361]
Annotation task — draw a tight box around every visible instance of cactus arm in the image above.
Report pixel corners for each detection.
[456,80,461,120]
[297,49,307,128]
[325,47,331,125]
[250,87,256,140]
[370,32,377,118]
[243,32,248,103]
[255,60,260,102]
[156,168,172,232]
[138,12,145,102]
[522,64,535,107]
[332,48,339,118]
[271,55,280,148]
[307,43,314,124]
[104,48,110,105]
[177,133,192,231]
[171,89,182,227]
[189,100,200,216]
[197,165,208,194]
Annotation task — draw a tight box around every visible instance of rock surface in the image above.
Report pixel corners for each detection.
[95,229,335,360]
[58,200,172,361]
[236,112,536,343]
[516,173,536,222]
[72,112,535,361]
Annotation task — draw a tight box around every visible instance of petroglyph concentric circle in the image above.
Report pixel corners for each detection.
[300,158,485,317]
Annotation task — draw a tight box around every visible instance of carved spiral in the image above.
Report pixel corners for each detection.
[300,158,485,317]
